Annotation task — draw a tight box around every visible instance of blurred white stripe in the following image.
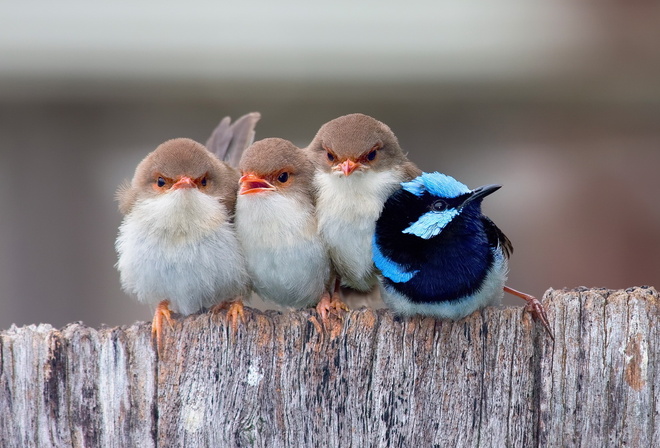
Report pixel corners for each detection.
[0,1,594,81]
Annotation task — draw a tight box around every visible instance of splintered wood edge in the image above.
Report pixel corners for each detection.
[2,286,658,341]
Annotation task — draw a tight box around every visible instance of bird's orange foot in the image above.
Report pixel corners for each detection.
[152,300,175,357]
[315,293,332,321]
[212,300,246,334]
[316,292,349,321]
[504,286,554,341]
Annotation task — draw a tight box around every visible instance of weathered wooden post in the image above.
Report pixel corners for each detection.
[1,287,658,447]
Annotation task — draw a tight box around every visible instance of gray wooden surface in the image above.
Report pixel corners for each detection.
[1,287,658,447]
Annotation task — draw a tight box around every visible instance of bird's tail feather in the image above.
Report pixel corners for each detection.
[206,112,261,167]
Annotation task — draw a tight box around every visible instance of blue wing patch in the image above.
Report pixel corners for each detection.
[401,172,470,199]
[402,209,459,239]
[372,236,419,283]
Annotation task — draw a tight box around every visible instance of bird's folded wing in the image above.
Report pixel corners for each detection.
[482,216,514,259]
[372,237,419,283]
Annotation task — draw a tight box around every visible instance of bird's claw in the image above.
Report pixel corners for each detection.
[152,300,175,357]
[504,286,554,341]
[524,298,554,341]
[227,301,246,333]
[212,300,246,335]
[315,294,332,321]
[315,293,349,341]
[315,293,349,321]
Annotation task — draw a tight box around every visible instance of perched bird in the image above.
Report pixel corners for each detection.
[234,138,336,316]
[116,120,254,351]
[203,111,261,324]
[373,172,553,337]
[307,113,421,299]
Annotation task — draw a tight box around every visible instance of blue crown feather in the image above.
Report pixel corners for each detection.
[401,172,470,199]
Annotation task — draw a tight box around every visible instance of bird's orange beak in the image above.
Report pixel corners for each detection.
[239,173,275,195]
[172,176,196,190]
[337,159,361,176]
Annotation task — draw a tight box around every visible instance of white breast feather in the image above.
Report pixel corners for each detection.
[235,192,330,308]
[314,168,404,291]
[115,189,249,315]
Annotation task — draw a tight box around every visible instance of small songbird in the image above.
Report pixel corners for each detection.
[234,138,337,317]
[307,113,421,297]
[115,137,251,351]
[373,172,553,337]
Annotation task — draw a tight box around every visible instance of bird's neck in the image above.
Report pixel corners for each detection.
[314,168,404,223]
[235,192,317,248]
[128,190,228,241]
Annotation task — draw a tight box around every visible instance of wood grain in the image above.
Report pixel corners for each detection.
[1,287,658,447]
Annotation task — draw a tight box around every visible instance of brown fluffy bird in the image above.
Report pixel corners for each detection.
[235,138,339,317]
[307,113,421,296]
[116,132,252,352]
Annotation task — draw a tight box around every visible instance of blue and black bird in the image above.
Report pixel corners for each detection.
[373,172,553,337]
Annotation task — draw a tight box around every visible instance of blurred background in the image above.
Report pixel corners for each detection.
[1,1,659,330]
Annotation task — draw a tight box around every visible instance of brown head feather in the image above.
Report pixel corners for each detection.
[117,138,239,215]
[239,138,315,202]
[306,113,419,176]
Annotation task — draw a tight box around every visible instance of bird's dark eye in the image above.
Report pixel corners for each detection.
[278,172,289,183]
[201,177,207,187]
[157,177,166,187]
[432,200,447,211]
[366,150,377,161]
[327,152,335,162]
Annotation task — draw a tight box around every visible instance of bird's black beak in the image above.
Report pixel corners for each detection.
[465,184,501,204]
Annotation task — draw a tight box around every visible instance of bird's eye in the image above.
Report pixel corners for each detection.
[432,200,447,211]
[201,177,207,187]
[327,152,335,162]
[157,177,166,187]
[366,150,377,161]
[278,172,289,183]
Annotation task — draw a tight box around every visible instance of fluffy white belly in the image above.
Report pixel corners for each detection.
[115,190,249,315]
[244,242,329,308]
[236,193,330,307]
[314,169,403,291]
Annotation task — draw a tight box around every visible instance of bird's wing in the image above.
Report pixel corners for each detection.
[206,112,261,168]
[372,234,420,283]
[482,216,514,259]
